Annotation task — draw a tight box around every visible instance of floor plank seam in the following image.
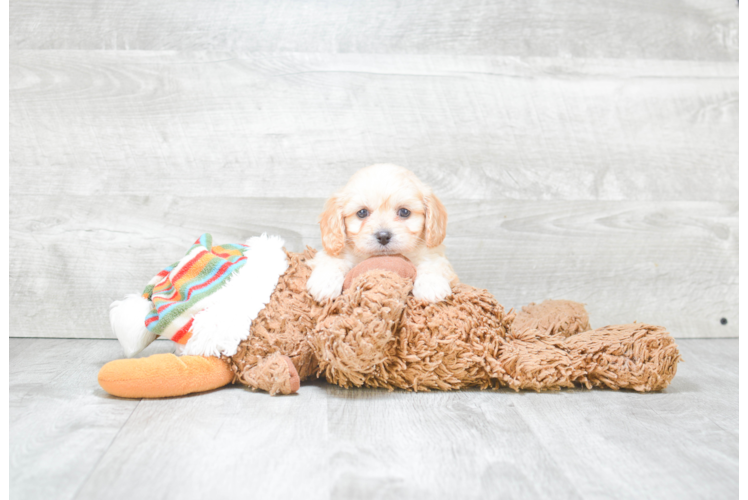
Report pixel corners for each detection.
[70,398,142,500]
[509,402,586,499]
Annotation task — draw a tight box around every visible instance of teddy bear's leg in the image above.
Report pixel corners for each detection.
[492,323,681,392]
[489,300,593,390]
[309,270,412,388]
[98,354,234,398]
[491,337,579,391]
[511,300,590,339]
[234,352,301,396]
[562,324,681,391]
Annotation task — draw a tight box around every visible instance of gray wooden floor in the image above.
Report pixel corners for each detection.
[10,338,738,500]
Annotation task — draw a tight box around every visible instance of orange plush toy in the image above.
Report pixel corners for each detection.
[99,235,681,398]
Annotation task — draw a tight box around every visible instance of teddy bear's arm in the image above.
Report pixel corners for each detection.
[309,270,412,388]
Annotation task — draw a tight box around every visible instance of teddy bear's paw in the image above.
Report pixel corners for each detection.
[412,273,452,302]
[238,353,300,396]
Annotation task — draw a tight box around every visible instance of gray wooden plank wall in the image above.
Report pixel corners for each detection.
[10,0,739,339]
[737,3,748,394]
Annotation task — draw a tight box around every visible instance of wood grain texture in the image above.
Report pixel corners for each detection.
[737,3,748,384]
[9,339,146,500]
[76,383,331,499]
[323,386,579,499]
[10,51,738,201]
[9,338,739,500]
[10,195,737,339]
[9,0,739,61]
[9,1,738,343]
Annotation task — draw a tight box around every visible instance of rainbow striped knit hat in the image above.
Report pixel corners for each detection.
[142,234,249,345]
[110,233,289,358]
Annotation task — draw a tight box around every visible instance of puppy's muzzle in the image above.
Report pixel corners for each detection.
[375,231,392,246]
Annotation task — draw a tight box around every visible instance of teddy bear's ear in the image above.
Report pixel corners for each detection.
[424,192,448,248]
[319,195,346,256]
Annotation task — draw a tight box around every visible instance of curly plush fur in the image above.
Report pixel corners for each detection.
[224,249,681,395]
[227,248,321,385]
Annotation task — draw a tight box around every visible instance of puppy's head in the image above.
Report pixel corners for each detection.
[319,164,447,257]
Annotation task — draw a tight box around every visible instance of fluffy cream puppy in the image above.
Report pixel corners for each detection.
[306,164,458,302]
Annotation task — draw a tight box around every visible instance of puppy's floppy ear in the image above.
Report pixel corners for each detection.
[424,192,448,248]
[319,195,346,256]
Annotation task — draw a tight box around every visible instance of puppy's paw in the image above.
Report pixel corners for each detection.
[306,265,345,302]
[412,274,452,302]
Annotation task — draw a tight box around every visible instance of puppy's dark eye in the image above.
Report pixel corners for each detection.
[398,208,411,218]
[356,209,369,219]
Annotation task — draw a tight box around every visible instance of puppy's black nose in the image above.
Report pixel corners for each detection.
[375,231,392,245]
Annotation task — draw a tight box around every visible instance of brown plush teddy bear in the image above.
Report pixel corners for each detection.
[99,244,681,398]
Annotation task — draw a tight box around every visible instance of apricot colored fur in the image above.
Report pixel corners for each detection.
[224,250,680,395]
